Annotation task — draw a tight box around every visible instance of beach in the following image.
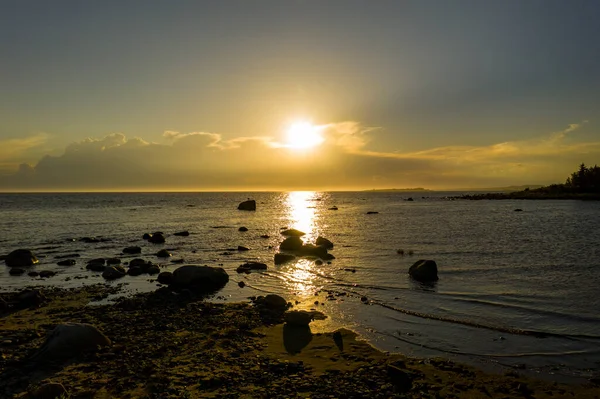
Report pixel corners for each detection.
[2,284,600,399]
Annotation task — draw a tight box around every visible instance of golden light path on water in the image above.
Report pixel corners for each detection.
[283,191,321,297]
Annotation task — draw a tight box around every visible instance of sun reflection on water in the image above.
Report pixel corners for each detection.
[285,191,320,242]
[282,191,323,297]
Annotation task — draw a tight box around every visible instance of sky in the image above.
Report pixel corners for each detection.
[1,0,600,191]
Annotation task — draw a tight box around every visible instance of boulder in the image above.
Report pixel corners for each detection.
[298,244,328,258]
[156,249,172,257]
[315,236,334,249]
[142,233,152,240]
[281,229,306,237]
[238,226,248,232]
[236,262,267,273]
[129,258,148,267]
[87,263,106,272]
[170,265,229,293]
[284,310,314,327]
[157,271,173,285]
[31,323,111,362]
[102,266,126,280]
[238,281,245,288]
[237,245,250,251]
[259,294,288,312]
[408,259,439,283]
[173,231,190,236]
[274,253,296,265]
[16,289,46,308]
[238,200,256,211]
[123,246,142,254]
[30,382,68,399]
[9,268,25,276]
[5,249,38,267]
[147,265,160,275]
[406,197,414,202]
[148,233,165,244]
[280,237,304,251]
[39,270,56,278]
[57,259,76,266]
[127,266,143,276]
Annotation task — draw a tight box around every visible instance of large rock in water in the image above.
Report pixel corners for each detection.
[102,266,126,280]
[238,200,256,211]
[280,236,304,251]
[170,265,229,293]
[31,323,111,362]
[5,249,38,267]
[315,236,334,249]
[408,259,439,283]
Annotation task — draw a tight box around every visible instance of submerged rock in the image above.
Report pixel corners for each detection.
[57,259,76,266]
[127,266,143,276]
[238,226,248,232]
[9,268,25,276]
[147,265,160,275]
[170,265,229,293]
[123,246,142,254]
[274,253,296,265]
[173,231,190,236]
[31,323,111,362]
[39,270,56,278]
[238,199,256,211]
[408,259,438,283]
[236,262,267,273]
[5,249,38,267]
[366,211,379,214]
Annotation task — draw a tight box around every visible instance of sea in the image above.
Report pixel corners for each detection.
[1,191,599,382]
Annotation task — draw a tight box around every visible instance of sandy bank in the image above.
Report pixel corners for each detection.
[1,286,599,398]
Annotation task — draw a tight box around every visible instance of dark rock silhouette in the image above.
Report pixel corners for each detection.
[236,262,267,273]
[30,323,111,362]
[281,228,306,237]
[123,246,142,254]
[157,271,173,285]
[366,211,379,214]
[156,249,172,257]
[238,226,248,232]
[238,200,256,211]
[57,259,76,266]
[280,236,304,251]
[102,266,126,280]
[173,231,190,236]
[274,253,296,265]
[9,268,25,276]
[409,259,439,283]
[284,310,314,326]
[148,232,165,244]
[5,249,38,267]
[315,236,334,249]
[170,265,229,293]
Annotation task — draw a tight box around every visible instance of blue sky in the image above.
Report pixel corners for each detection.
[1,1,599,190]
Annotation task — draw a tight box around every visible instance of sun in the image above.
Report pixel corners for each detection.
[286,121,325,149]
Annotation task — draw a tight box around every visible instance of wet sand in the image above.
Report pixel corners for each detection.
[1,285,599,399]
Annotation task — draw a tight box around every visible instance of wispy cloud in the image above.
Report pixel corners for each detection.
[0,133,48,161]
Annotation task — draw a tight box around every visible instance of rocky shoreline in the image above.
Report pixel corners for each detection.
[1,285,600,399]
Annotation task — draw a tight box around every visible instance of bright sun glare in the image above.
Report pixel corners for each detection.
[286,122,324,149]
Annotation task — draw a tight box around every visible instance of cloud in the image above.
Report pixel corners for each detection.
[0,121,598,191]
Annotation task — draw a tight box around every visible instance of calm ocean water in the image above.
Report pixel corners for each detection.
[1,192,599,380]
